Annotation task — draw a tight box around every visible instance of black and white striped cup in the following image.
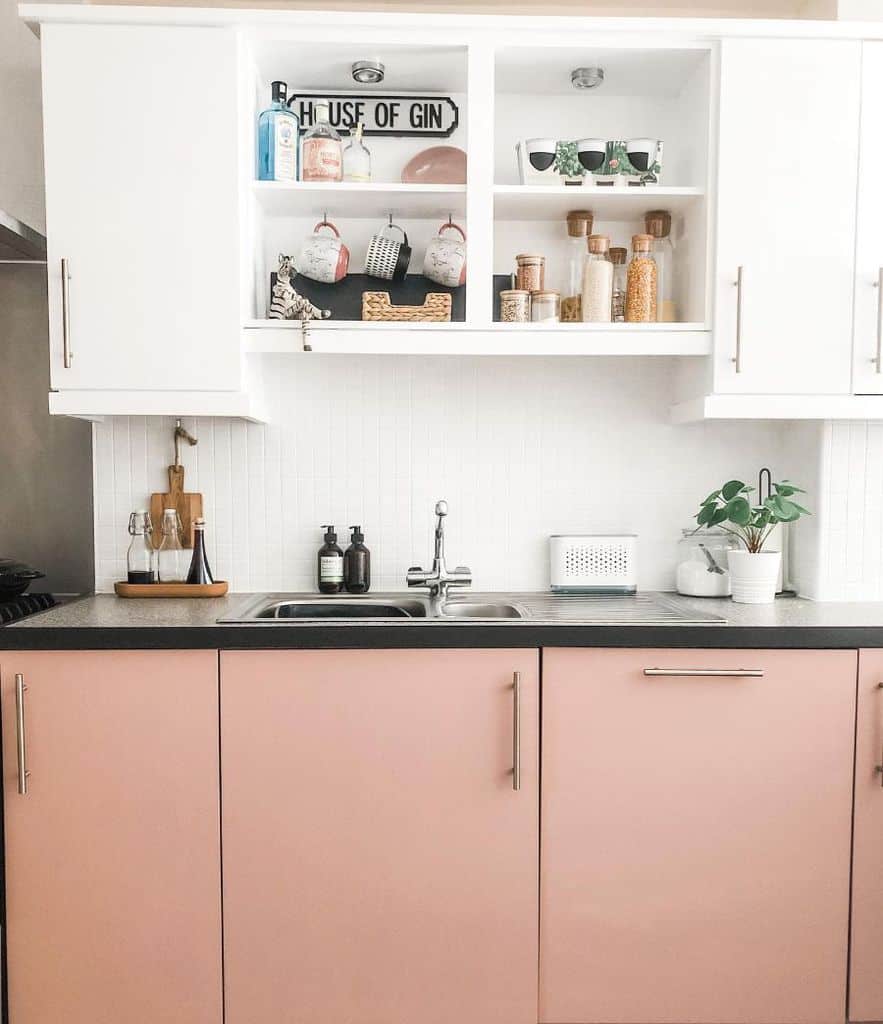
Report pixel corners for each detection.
[365,223,411,282]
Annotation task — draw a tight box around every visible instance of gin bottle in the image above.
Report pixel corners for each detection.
[257,80,299,181]
[302,101,343,182]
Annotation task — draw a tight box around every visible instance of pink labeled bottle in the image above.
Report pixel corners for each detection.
[301,101,343,183]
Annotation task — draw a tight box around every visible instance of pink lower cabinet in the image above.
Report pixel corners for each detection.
[1,650,223,1024]
[220,649,539,1024]
[541,648,857,1024]
[850,651,883,1022]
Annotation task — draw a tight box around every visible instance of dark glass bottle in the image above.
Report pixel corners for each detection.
[186,518,214,585]
[344,525,370,594]
[317,525,344,594]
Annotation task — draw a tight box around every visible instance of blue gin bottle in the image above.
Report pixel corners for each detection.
[257,81,299,181]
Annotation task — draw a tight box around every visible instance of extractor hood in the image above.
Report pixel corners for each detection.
[0,209,46,262]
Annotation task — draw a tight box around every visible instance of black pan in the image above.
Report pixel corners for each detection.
[0,559,45,600]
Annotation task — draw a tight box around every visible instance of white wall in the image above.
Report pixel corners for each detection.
[92,357,785,593]
[0,0,44,230]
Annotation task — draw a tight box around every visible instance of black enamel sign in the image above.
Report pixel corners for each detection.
[290,94,459,139]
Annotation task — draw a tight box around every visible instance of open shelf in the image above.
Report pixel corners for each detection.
[493,185,704,221]
[252,181,467,218]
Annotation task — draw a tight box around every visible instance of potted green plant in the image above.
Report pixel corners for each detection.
[693,478,809,603]
[554,141,585,186]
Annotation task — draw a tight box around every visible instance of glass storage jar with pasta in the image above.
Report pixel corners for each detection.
[625,234,658,322]
[581,234,613,322]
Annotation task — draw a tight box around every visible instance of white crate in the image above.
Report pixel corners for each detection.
[549,534,638,594]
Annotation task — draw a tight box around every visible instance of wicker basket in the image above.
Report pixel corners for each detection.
[361,291,452,322]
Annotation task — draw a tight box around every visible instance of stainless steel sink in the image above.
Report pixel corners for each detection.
[224,596,430,621]
[439,601,524,619]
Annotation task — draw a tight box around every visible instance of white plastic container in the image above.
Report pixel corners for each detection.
[549,534,637,594]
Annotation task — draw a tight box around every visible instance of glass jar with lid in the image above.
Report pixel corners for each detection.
[561,210,592,322]
[645,210,676,322]
[530,290,560,322]
[127,510,157,584]
[157,508,188,583]
[581,234,613,322]
[625,233,658,322]
[609,246,627,322]
[499,289,530,323]
[675,528,739,597]
[515,253,545,294]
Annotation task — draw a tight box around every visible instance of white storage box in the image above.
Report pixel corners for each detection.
[549,534,638,594]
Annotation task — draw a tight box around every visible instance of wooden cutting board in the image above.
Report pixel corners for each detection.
[150,465,203,549]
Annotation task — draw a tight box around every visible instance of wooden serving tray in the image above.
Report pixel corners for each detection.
[114,581,228,598]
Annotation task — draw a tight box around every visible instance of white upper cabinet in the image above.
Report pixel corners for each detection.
[853,42,883,395]
[714,38,860,396]
[41,23,242,392]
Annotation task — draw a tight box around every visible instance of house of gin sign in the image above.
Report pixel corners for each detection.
[291,95,460,138]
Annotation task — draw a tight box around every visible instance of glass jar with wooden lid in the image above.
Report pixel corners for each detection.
[609,246,628,322]
[499,289,530,323]
[562,210,593,321]
[515,253,545,294]
[581,234,613,323]
[625,233,658,323]
[530,290,560,323]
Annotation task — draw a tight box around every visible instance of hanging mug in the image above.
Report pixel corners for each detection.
[422,221,467,288]
[295,219,350,284]
[365,222,411,282]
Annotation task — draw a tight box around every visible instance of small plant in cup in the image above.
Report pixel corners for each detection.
[554,141,585,184]
[693,478,810,603]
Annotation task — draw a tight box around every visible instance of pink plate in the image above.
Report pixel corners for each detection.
[401,146,467,185]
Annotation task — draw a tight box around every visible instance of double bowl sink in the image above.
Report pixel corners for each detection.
[225,596,526,621]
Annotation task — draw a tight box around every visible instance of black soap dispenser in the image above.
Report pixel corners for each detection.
[317,525,344,594]
[344,525,371,594]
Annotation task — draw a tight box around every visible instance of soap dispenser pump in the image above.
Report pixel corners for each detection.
[344,525,371,594]
[317,525,344,594]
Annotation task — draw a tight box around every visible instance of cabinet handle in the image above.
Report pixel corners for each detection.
[512,671,521,792]
[732,265,744,374]
[61,258,72,369]
[15,673,30,795]
[874,269,883,375]
[875,682,883,788]
[643,667,763,678]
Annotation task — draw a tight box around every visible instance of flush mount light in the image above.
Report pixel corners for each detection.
[352,60,385,85]
[571,66,605,90]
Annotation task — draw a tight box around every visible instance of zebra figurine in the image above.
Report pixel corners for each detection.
[268,254,332,321]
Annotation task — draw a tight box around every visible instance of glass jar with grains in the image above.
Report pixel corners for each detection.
[581,234,613,323]
[645,210,676,322]
[515,253,545,294]
[561,210,592,322]
[499,289,530,323]
[609,246,627,322]
[625,234,658,322]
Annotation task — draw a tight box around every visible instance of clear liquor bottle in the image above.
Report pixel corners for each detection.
[343,122,372,183]
[157,508,187,583]
[302,101,343,183]
[257,80,299,182]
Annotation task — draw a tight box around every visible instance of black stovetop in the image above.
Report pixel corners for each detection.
[0,593,57,624]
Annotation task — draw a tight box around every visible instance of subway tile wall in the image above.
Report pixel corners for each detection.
[92,356,786,594]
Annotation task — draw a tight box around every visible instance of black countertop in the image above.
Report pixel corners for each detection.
[3,592,883,649]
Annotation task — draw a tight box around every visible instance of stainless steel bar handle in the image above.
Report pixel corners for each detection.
[643,667,764,678]
[874,269,883,375]
[732,265,744,374]
[61,257,72,369]
[876,682,883,788]
[512,671,521,792]
[15,673,29,795]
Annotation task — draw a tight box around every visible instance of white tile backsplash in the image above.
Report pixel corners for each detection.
[92,356,789,594]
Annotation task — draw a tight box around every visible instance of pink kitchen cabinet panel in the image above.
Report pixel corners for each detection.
[221,648,539,1024]
[1,650,223,1024]
[850,650,883,1022]
[541,647,857,1024]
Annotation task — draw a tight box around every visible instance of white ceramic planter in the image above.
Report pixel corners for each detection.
[727,549,781,604]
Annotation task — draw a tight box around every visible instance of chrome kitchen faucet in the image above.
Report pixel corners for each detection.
[407,500,472,610]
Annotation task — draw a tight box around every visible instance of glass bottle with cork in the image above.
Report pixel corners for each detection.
[302,101,343,183]
[561,210,592,322]
[609,246,628,322]
[625,234,658,323]
[581,234,613,323]
[186,518,214,585]
[645,210,676,322]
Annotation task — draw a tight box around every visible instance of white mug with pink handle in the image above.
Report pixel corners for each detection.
[296,220,350,284]
[422,221,466,288]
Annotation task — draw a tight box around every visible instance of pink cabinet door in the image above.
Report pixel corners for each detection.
[221,649,539,1024]
[541,648,856,1024]
[850,651,883,1022]
[1,650,222,1024]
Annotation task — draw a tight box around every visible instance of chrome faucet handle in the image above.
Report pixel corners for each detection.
[435,500,448,517]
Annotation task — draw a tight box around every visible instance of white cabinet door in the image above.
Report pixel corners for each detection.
[714,39,860,396]
[853,42,883,395]
[41,23,241,391]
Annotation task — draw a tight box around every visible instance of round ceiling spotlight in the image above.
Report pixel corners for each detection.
[571,66,605,91]
[352,60,385,85]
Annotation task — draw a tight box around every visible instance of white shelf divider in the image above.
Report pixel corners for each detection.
[494,184,704,221]
[252,180,467,218]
